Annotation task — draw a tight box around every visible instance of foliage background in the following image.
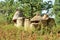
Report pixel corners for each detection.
[0,0,54,23]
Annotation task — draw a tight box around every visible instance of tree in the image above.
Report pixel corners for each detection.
[0,0,53,23]
[17,0,42,18]
[53,0,60,24]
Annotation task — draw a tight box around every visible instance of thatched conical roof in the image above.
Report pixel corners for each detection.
[31,14,41,21]
[41,14,49,20]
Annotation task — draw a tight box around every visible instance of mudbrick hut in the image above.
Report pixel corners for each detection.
[12,8,25,27]
[30,13,41,30]
[41,14,49,27]
[12,10,56,32]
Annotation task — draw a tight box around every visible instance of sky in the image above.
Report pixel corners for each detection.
[0,0,4,1]
[43,0,55,5]
[42,0,55,14]
[42,0,55,18]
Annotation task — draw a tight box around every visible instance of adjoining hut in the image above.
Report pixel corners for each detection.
[41,14,56,34]
[30,11,41,30]
[41,14,49,27]
[42,14,49,20]
[41,14,56,27]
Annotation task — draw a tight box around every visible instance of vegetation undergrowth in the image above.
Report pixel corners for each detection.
[0,23,60,40]
[0,14,60,40]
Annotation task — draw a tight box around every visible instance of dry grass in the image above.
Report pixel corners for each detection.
[0,24,60,40]
[0,14,60,40]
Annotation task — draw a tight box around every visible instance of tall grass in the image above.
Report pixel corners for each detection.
[0,14,60,40]
[0,24,60,40]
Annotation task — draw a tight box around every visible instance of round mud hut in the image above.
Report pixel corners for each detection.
[12,8,24,27]
[30,13,41,30]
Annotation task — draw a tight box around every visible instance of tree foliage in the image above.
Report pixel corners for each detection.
[0,0,53,23]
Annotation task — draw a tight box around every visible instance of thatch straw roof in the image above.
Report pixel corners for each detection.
[31,11,41,21]
[31,15,41,21]
[41,14,49,20]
